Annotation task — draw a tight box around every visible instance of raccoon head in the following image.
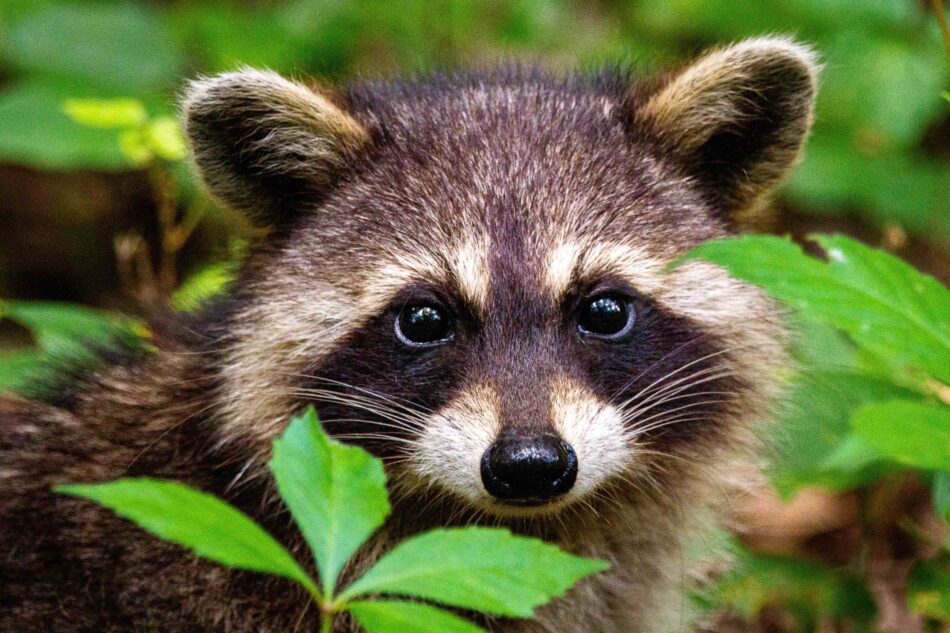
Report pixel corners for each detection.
[184,37,817,520]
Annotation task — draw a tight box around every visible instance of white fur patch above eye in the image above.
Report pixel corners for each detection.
[448,237,491,313]
[408,384,500,503]
[550,378,633,498]
[543,241,582,299]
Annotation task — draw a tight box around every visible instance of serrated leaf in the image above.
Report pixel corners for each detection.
[683,234,950,384]
[348,601,486,633]
[339,527,608,617]
[62,98,147,128]
[268,407,389,596]
[56,479,317,595]
[851,400,950,471]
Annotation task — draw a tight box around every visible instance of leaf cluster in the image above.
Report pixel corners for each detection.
[59,408,608,632]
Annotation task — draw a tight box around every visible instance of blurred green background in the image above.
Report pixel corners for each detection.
[0,0,947,304]
[0,2,948,632]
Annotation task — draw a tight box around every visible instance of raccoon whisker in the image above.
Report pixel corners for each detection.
[330,432,424,448]
[608,338,762,410]
[625,399,729,435]
[613,345,748,412]
[283,389,427,429]
[318,416,424,435]
[223,458,257,494]
[618,370,739,423]
[619,386,736,426]
[281,386,431,428]
[288,372,435,414]
[620,387,735,428]
[619,363,738,412]
[591,345,747,430]
[629,414,717,439]
[285,386,428,421]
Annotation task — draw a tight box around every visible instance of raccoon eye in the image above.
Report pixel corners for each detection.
[395,303,453,347]
[577,294,634,339]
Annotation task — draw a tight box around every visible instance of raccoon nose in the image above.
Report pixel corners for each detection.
[480,434,577,503]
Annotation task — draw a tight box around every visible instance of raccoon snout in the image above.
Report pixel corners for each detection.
[480,434,578,504]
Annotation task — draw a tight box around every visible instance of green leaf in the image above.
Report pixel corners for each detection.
[56,478,318,596]
[768,367,913,495]
[0,349,46,393]
[1,300,146,359]
[62,98,147,129]
[268,407,389,596]
[348,601,486,633]
[851,400,950,471]
[0,81,128,170]
[146,116,187,161]
[683,234,950,384]
[6,4,183,93]
[172,263,234,312]
[340,527,608,617]
[118,127,155,166]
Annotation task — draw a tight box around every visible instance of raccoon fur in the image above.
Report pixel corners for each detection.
[0,37,818,632]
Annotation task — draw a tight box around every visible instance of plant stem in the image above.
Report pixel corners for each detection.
[320,612,333,633]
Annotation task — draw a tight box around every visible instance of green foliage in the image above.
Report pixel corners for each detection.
[57,408,607,632]
[0,300,148,393]
[696,543,876,628]
[64,97,187,166]
[348,600,486,633]
[170,263,235,312]
[685,233,950,627]
[56,479,319,597]
[851,400,950,471]
[340,527,608,617]
[1,0,946,238]
[5,3,183,93]
[909,560,950,619]
[269,407,391,596]
[685,234,950,384]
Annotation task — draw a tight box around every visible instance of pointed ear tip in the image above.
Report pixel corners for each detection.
[725,36,822,80]
[180,68,289,112]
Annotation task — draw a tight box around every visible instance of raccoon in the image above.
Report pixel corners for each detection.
[0,37,817,632]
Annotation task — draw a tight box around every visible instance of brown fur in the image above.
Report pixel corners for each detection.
[0,38,818,632]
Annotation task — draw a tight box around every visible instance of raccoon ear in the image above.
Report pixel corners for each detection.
[635,37,818,222]
[182,69,369,225]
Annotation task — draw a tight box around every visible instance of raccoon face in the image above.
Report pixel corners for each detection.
[184,38,817,518]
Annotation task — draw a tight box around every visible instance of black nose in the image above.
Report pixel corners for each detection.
[480,434,577,503]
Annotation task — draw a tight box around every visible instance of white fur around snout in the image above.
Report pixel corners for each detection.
[408,384,500,505]
[550,378,633,499]
[409,379,634,514]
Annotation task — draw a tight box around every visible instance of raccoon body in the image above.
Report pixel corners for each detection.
[0,38,817,632]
